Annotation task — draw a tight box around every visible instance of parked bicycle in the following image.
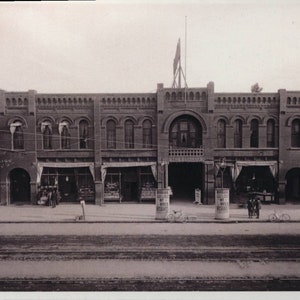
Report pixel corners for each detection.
[167,209,188,223]
[268,210,291,222]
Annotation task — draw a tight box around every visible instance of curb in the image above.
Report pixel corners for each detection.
[0,220,299,224]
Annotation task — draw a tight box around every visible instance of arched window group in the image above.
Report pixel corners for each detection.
[215,118,277,148]
[105,118,153,149]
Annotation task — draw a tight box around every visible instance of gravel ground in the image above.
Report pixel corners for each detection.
[0,222,299,236]
[0,203,299,223]
[0,260,299,279]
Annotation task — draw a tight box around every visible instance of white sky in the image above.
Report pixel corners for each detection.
[1,0,300,93]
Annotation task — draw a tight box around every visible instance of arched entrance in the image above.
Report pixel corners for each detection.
[168,115,204,202]
[286,168,300,202]
[9,168,31,204]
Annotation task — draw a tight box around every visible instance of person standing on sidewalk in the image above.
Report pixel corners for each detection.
[51,188,57,208]
[254,196,261,219]
[247,196,254,218]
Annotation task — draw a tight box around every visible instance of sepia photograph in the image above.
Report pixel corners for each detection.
[0,0,300,298]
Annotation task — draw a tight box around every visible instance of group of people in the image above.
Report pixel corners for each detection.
[37,186,60,208]
[247,195,261,219]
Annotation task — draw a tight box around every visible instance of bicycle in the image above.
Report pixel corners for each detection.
[268,210,291,222]
[166,209,188,223]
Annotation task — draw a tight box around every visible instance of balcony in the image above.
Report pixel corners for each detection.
[168,147,204,162]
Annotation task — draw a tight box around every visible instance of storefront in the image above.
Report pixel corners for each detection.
[101,162,157,203]
[37,162,95,203]
[232,160,278,203]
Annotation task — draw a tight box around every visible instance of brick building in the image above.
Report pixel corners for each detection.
[0,82,300,205]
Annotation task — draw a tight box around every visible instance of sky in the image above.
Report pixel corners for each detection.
[1,0,300,93]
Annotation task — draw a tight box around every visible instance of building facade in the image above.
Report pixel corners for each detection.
[0,82,300,206]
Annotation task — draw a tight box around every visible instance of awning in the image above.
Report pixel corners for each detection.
[101,162,157,182]
[215,160,278,182]
[37,162,95,184]
[234,160,278,181]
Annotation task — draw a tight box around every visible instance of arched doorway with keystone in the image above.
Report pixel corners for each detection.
[9,168,31,204]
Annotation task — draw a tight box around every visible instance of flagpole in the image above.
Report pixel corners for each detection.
[184,16,187,104]
[178,39,181,88]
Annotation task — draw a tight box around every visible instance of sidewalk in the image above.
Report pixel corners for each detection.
[0,201,299,223]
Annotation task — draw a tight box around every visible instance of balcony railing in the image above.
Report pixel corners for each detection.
[168,147,204,162]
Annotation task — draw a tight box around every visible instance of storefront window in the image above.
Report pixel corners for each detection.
[104,172,121,201]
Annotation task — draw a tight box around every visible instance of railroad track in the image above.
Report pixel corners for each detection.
[0,277,299,291]
[0,248,299,261]
[0,234,299,291]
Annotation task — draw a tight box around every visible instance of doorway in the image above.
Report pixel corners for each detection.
[286,168,300,202]
[168,163,203,201]
[10,168,31,204]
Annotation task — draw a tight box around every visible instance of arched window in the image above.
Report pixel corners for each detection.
[107,120,116,149]
[10,122,24,150]
[291,119,300,147]
[125,120,134,149]
[217,120,226,148]
[142,120,152,148]
[234,119,243,148]
[169,116,202,148]
[79,120,89,149]
[250,119,259,148]
[42,123,52,150]
[267,119,275,148]
[59,121,70,149]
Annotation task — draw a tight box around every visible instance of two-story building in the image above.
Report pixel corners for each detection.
[0,82,299,206]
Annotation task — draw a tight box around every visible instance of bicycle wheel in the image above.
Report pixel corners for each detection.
[280,214,291,222]
[178,214,188,223]
[166,214,175,223]
[269,213,277,222]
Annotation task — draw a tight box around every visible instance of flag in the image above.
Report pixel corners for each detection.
[173,39,180,75]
